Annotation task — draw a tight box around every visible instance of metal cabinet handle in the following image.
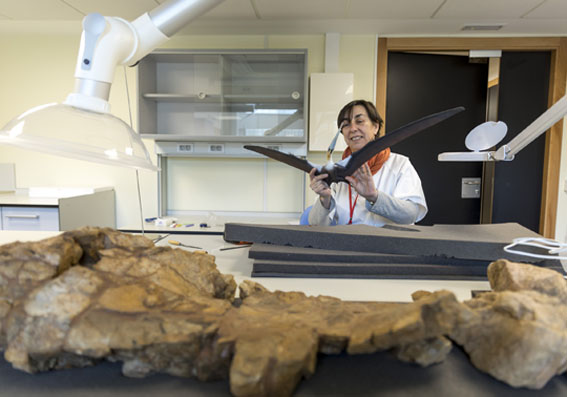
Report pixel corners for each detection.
[463,181,480,185]
[5,214,40,219]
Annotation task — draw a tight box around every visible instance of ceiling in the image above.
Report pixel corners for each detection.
[1,0,567,36]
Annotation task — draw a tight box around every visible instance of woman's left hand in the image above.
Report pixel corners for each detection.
[345,163,378,203]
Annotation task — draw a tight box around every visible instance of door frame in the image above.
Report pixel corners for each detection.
[376,37,567,238]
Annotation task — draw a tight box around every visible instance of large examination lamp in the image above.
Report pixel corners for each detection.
[0,0,225,172]
[438,94,567,162]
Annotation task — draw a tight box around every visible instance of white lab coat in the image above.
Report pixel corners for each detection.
[308,152,427,227]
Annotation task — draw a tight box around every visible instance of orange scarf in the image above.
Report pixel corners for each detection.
[342,147,391,175]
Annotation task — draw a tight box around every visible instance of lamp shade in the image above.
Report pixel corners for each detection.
[0,103,158,172]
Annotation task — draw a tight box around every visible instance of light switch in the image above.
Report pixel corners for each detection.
[462,177,481,199]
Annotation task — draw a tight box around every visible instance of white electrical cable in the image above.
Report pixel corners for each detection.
[503,237,567,273]
[123,66,146,236]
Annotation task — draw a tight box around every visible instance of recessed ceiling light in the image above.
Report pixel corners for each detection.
[461,24,505,31]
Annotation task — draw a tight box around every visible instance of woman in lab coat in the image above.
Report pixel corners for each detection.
[308,100,427,227]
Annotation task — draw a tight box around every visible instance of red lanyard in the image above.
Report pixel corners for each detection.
[348,184,358,225]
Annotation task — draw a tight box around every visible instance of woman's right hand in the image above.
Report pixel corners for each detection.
[309,168,332,208]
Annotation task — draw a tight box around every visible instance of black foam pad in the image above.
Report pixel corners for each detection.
[225,222,559,264]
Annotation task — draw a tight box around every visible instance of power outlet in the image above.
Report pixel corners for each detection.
[564,178,567,193]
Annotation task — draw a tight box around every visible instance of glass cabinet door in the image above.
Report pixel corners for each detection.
[221,53,305,138]
[139,49,307,143]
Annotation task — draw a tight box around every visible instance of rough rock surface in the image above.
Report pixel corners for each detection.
[393,336,453,367]
[1,229,567,395]
[0,233,82,348]
[450,260,567,389]
[220,281,461,396]
[488,259,567,303]
[0,227,464,396]
[1,227,237,378]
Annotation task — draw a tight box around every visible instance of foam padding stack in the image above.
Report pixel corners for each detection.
[224,223,564,280]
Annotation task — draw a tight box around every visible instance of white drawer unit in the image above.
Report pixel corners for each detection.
[0,188,116,231]
[2,206,59,231]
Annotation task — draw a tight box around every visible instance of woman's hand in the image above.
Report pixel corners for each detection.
[345,163,378,204]
[309,168,332,209]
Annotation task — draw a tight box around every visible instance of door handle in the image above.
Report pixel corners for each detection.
[6,214,40,219]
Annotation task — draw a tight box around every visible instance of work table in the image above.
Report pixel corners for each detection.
[0,230,489,303]
[119,213,301,235]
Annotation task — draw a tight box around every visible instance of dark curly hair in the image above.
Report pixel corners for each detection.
[337,100,384,136]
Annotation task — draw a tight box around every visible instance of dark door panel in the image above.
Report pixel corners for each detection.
[386,51,549,230]
[494,52,549,232]
[386,52,487,225]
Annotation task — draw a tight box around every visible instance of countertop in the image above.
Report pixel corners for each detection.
[119,214,301,235]
[0,187,113,206]
[0,230,489,303]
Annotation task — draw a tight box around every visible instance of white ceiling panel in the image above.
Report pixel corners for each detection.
[0,0,567,35]
[65,0,160,20]
[199,0,258,19]
[348,0,445,19]
[524,0,567,18]
[435,0,543,19]
[0,0,82,20]
[255,0,347,19]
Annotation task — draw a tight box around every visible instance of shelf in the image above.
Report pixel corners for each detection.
[140,134,306,143]
[223,94,302,104]
[142,93,303,105]
[137,49,307,144]
[142,93,222,103]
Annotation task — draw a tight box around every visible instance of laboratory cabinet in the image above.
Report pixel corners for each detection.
[0,188,116,231]
[137,49,308,157]
[1,206,60,231]
[137,49,309,217]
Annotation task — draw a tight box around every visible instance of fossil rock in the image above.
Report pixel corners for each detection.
[2,228,567,395]
[393,336,452,366]
[0,233,83,349]
[1,227,237,379]
[450,260,567,389]
[218,281,461,396]
[488,259,567,303]
[0,228,464,396]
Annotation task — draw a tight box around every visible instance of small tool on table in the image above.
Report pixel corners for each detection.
[168,240,203,250]
[219,241,252,251]
[152,234,169,244]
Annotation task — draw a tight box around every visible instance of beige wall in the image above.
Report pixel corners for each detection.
[0,33,158,229]
[0,31,376,228]
[1,31,564,238]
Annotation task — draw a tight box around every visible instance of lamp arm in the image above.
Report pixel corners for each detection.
[503,94,567,158]
[439,93,567,162]
[65,0,224,113]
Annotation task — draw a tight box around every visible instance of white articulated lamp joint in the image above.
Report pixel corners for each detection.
[64,0,225,114]
[127,13,170,66]
[65,13,138,113]
[0,0,226,173]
